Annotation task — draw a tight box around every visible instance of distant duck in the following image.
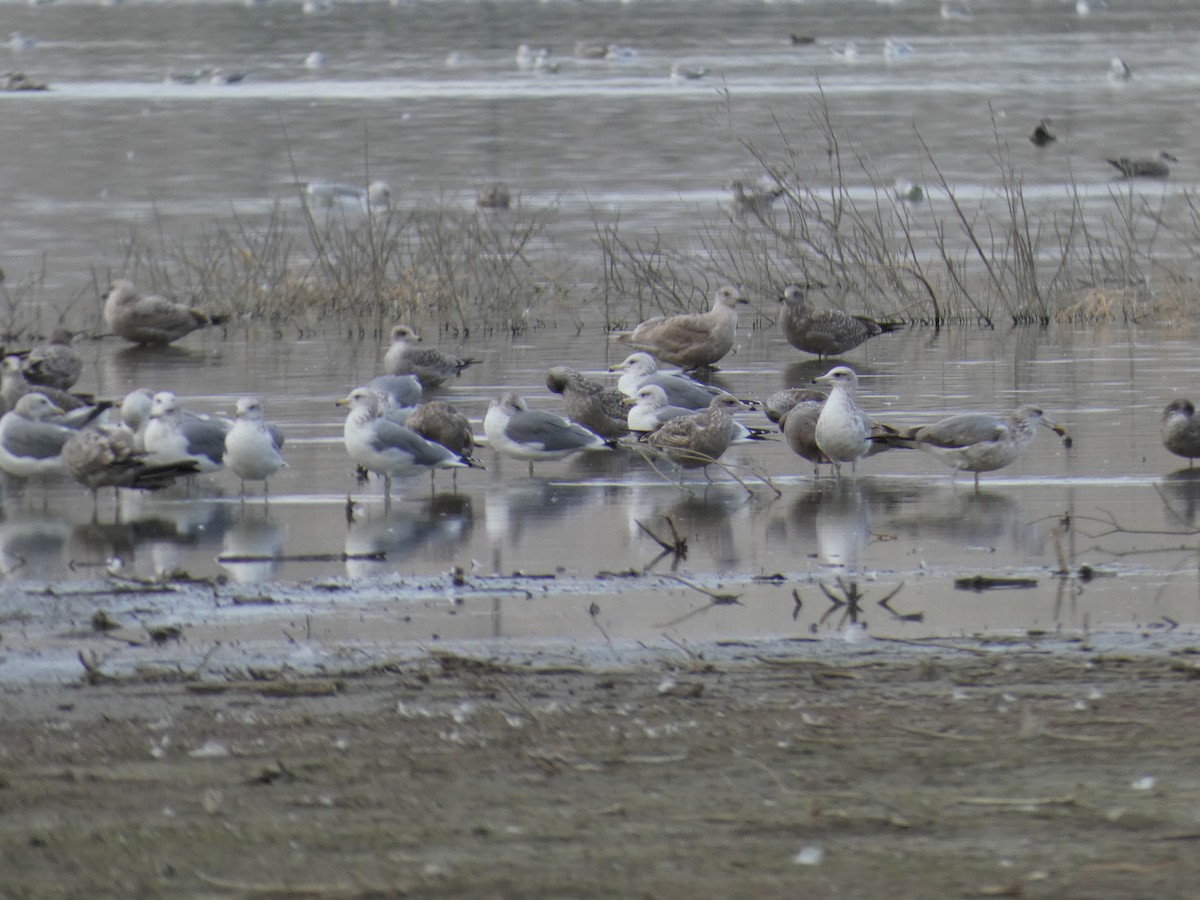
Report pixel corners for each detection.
[1108,57,1132,82]
[476,182,512,209]
[1,72,48,92]
[165,67,212,85]
[789,33,817,46]
[209,68,247,85]
[883,38,913,60]
[574,40,609,60]
[894,179,924,204]
[1030,119,1056,148]
[302,0,333,14]
[1106,151,1176,179]
[940,1,973,21]
[8,31,37,51]
[516,44,557,72]
[670,63,709,81]
[730,179,784,218]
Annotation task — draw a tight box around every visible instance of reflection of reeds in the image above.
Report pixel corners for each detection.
[598,90,1197,329]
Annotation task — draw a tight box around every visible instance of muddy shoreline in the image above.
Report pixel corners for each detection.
[3,578,1200,898]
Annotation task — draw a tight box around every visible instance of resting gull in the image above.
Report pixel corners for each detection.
[874,404,1069,487]
[339,387,470,500]
[628,384,765,445]
[405,399,483,486]
[545,365,629,440]
[763,386,828,425]
[611,285,748,371]
[608,351,731,410]
[383,324,478,388]
[645,395,743,475]
[1162,399,1200,467]
[778,284,902,358]
[0,393,74,478]
[143,391,227,474]
[1,355,91,416]
[224,397,287,497]
[1106,152,1176,179]
[62,424,199,507]
[304,179,392,215]
[484,391,606,475]
[23,327,82,391]
[813,366,872,478]
[103,279,226,346]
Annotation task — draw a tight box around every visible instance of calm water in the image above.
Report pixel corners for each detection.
[1,0,1200,653]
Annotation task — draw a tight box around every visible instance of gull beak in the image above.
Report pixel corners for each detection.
[621,395,637,408]
[335,397,351,408]
[607,362,624,373]
[1043,417,1072,449]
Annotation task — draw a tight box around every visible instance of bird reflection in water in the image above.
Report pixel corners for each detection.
[881,488,1040,555]
[345,492,473,579]
[0,510,71,577]
[219,512,285,584]
[485,478,604,573]
[632,483,751,571]
[1158,470,1200,527]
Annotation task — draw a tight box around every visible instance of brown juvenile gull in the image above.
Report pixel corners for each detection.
[608,351,733,410]
[874,404,1068,487]
[1106,151,1176,179]
[484,391,607,476]
[628,384,766,444]
[611,285,748,371]
[545,365,629,440]
[22,327,82,391]
[1162,399,1200,467]
[730,179,784,218]
[763,386,828,424]
[102,278,226,346]
[778,284,903,358]
[1,355,91,415]
[813,366,872,478]
[405,399,483,485]
[224,397,287,498]
[339,387,471,501]
[645,394,744,476]
[62,423,199,508]
[382,324,479,388]
[0,393,76,478]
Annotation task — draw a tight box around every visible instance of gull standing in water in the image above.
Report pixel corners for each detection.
[22,328,82,391]
[103,279,226,346]
[875,404,1069,487]
[608,351,732,410]
[383,324,478,388]
[545,365,629,440]
[303,179,392,215]
[645,395,743,478]
[1162,400,1200,467]
[339,388,470,501]
[484,391,607,476]
[143,391,228,474]
[778,284,902,358]
[224,397,287,499]
[1106,151,1176,179]
[611,285,748,371]
[778,387,900,477]
[628,384,765,444]
[813,366,873,478]
[405,399,483,485]
[62,424,199,512]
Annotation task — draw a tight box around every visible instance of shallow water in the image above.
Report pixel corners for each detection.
[1,0,1200,650]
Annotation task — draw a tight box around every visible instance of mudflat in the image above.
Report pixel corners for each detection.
[2,633,1199,898]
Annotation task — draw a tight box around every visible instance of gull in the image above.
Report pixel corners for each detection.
[62,424,199,510]
[516,43,552,70]
[143,391,227,474]
[405,399,480,466]
[940,1,973,21]
[730,179,784,218]
[628,384,765,444]
[1108,56,1131,82]
[611,285,748,371]
[670,63,708,81]
[339,387,470,500]
[119,388,240,452]
[779,390,901,477]
[382,324,478,388]
[304,51,325,70]
[1107,152,1176,179]
[778,283,902,358]
[484,391,606,476]
[813,366,872,478]
[883,38,913,60]
[875,404,1068,487]
[303,179,392,215]
[103,279,226,346]
[224,397,287,498]
[476,183,512,209]
[608,352,732,410]
[365,373,423,411]
[0,393,73,478]
[1030,119,1056,148]
[1,355,91,415]
[22,328,82,390]
[645,395,743,476]
[545,365,629,441]
[1162,400,1200,467]
[763,386,828,425]
[9,32,37,51]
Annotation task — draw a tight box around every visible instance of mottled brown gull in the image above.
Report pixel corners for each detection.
[1162,399,1200,467]
[62,423,199,506]
[383,325,478,388]
[545,365,629,441]
[1106,152,1176,179]
[103,279,226,346]
[611,285,748,371]
[778,284,902,358]
[629,384,763,444]
[483,391,606,475]
[23,327,82,391]
[645,394,743,473]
